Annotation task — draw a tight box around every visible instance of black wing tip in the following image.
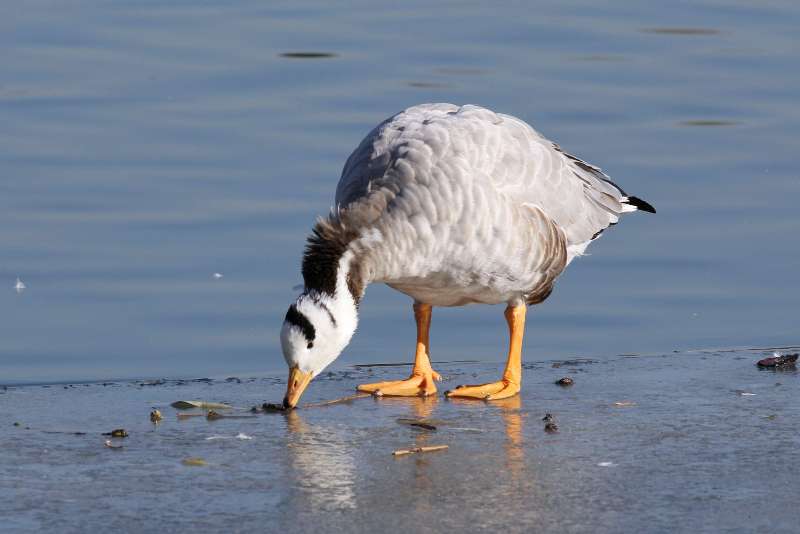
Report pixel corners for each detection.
[625,196,656,214]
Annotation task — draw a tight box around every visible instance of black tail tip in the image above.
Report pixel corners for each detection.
[625,196,656,214]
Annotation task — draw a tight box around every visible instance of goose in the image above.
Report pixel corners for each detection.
[280,103,654,408]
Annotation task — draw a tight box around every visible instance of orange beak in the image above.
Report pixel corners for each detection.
[283,366,314,409]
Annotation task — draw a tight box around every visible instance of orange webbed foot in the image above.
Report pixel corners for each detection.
[445,378,520,401]
[357,369,441,397]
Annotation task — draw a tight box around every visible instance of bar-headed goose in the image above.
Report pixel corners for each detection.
[280,103,654,408]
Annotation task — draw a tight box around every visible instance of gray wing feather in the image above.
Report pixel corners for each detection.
[482,112,631,247]
[335,104,633,249]
[336,104,460,208]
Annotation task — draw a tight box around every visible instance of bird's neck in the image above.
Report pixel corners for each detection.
[302,218,370,308]
[332,251,362,340]
[302,225,369,349]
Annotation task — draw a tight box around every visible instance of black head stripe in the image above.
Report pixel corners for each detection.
[285,305,316,342]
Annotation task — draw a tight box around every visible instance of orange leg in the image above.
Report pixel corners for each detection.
[357,302,441,397]
[445,303,526,401]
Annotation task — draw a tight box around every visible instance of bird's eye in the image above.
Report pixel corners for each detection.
[307,342,314,349]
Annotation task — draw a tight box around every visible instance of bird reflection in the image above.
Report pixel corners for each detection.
[404,395,439,480]
[380,395,441,517]
[445,394,529,492]
[282,393,530,515]
[284,410,357,510]
[493,395,524,480]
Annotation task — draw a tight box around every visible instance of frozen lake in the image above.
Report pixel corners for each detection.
[2,348,798,532]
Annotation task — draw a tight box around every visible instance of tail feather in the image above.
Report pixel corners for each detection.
[622,196,656,214]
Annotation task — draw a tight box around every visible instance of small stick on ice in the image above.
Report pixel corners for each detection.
[392,445,449,456]
[302,392,370,409]
[256,393,370,413]
[177,412,206,419]
[206,410,256,420]
[171,400,232,410]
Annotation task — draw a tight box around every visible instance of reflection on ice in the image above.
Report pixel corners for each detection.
[285,412,357,510]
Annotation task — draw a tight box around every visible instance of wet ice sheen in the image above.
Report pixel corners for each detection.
[1,349,798,533]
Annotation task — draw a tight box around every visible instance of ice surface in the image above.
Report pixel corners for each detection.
[2,348,798,533]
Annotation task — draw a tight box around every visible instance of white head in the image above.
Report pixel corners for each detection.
[280,288,358,408]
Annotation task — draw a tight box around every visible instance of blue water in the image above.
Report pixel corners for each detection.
[2,0,799,384]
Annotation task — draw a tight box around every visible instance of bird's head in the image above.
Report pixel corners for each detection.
[280,291,358,408]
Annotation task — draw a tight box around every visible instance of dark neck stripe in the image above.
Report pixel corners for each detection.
[285,305,315,342]
[301,219,363,306]
[317,301,337,326]
[308,292,337,327]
